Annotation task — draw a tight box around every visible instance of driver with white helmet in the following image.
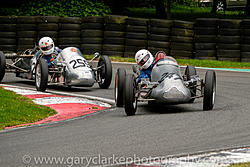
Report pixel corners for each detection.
[38,37,61,68]
[135,49,178,83]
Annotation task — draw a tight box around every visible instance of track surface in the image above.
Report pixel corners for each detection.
[0,63,250,166]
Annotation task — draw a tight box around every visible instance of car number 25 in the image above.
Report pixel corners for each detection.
[69,58,89,69]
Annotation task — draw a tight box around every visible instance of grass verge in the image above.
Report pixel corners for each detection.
[0,87,56,130]
[123,5,247,21]
[229,162,250,167]
[85,55,250,69]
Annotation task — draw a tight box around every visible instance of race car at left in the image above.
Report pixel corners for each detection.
[0,46,112,91]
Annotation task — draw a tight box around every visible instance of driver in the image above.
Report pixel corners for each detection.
[135,49,178,83]
[38,37,62,68]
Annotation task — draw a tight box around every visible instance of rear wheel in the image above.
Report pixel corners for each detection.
[185,65,197,103]
[203,70,216,111]
[35,58,48,92]
[0,51,6,82]
[124,74,137,116]
[115,68,126,107]
[97,55,112,89]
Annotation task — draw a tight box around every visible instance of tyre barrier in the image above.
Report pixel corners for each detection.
[58,17,81,49]
[0,16,17,52]
[217,19,241,62]
[125,17,148,57]
[194,18,218,60]
[171,20,194,59]
[148,19,172,56]
[103,15,128,57]
[241,19,250,62]
[1,16,250,62]
[81,16,104,55]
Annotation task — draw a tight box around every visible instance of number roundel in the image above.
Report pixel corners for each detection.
[69,58,88,69]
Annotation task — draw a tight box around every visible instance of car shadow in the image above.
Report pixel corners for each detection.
[137,102,202,115]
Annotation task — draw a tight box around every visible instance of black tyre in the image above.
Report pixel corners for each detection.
[125,39,147,47]
[81,30,103,38]
[104,15,127,24]
[104,24,126,31]
[59,17,81,24]
[35,58,48,92]
[171,28,194,37]
[127,17,148,26]
[58,38,81,44]
[173,20,194,29]
[16,24,36,31]
[149,19,172,28]
[195,43,216,50]
[171,36,193,43]
[126,32,147,40]
[194,27,217,35]
[185,65,197,103]
[58,30,80,37]
[196,18,218,27]
[124,74,137,116]
[102,44,124,52]
[104,38,125,45]
[81,38,103,44]
[149,34,170,41]
[81,23,103,30]
[97,55,112,89]
[37,23,58,31]
[148,41,170,48]
[170,42,193,51]
[82,16,104,23]
[0,51,6,82]
[59,24,81,30]
[104,31,125,38]
[203,70,216,111]
[115,68,126,107]
[126,25,147,33]
[149,27,171,35]
[218,19,241,29]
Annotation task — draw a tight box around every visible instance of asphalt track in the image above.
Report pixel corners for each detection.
[0,63,250,166]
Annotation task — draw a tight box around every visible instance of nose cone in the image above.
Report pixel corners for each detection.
[163,86,189,103]
[150,74,191,103]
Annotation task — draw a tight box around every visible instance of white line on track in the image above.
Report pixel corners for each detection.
[0,84,115,105]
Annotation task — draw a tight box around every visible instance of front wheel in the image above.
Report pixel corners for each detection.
[124,74,137,116]
[185,65,197,103]
[203,70,216,111]
[115,68,126,107]
[97,55,112,89]
[0,51,6,83]
[35,58,48,92]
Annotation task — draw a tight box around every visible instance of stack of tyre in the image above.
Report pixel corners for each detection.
[103,15,128,57]
[81,16,104,55]
[0,16,17,52]
[240,19,250,62]
[124,17,148,57]
[58,17,81,49]
[217,19,241,61]
[170,20,194,59]
[16,16,37,52]
[37,16,60,47]
[194,18,218,60]
[147,19,171,55]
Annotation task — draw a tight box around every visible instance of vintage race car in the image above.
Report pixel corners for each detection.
[115,51,216,116]
[0,47,112,91]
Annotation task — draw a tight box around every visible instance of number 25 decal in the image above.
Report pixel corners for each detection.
[69,59,86,69]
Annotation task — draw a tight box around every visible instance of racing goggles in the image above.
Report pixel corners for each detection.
[41,44,54,51]
[138,54,150,66]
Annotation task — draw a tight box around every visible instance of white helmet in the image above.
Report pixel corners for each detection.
[135,49,154,69]
[39,37,54,55]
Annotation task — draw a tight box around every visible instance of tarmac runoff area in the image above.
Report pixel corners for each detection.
[1,85,111,129]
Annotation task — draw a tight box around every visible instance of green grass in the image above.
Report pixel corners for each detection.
[85,55,250,69]
[123,5,248,21]
[229,162,250,167]
[0,87,56,129]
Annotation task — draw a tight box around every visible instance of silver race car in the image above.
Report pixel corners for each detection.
[115,51,216,116]
[0,47,112,91]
